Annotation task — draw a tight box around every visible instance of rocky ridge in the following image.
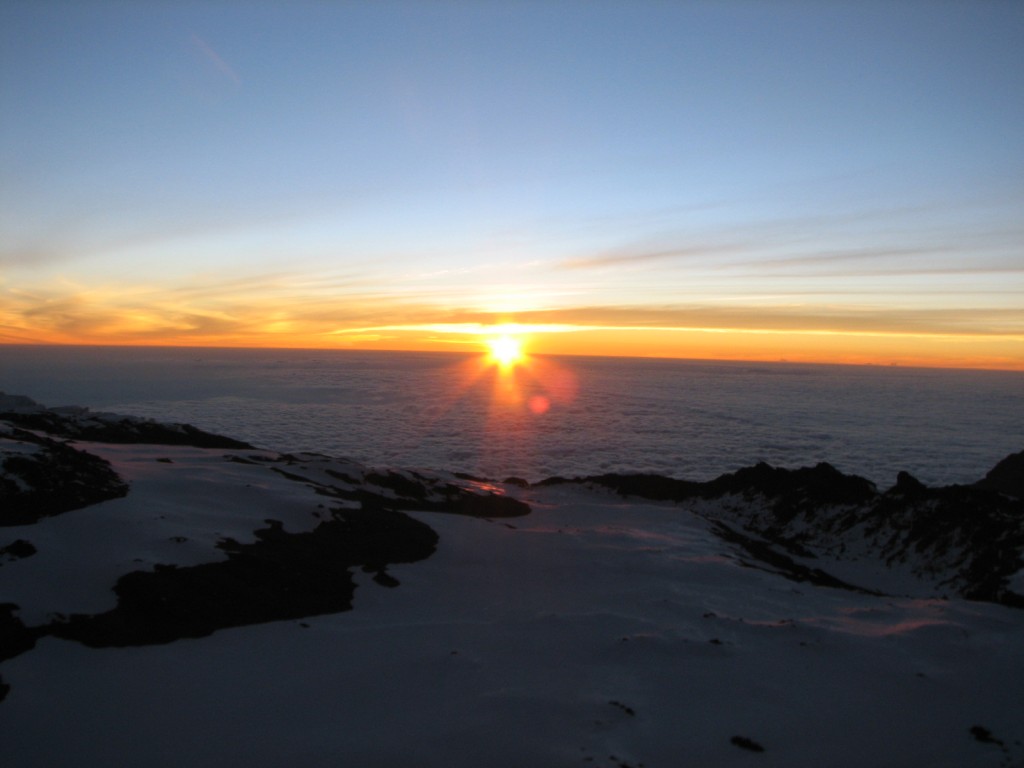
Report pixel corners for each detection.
[0,393,531,693]
[542,457,1024,608]
[0,392,252,449]
[2,392,1022,703]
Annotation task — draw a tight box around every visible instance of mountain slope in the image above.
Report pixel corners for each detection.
[2,394,1022,767]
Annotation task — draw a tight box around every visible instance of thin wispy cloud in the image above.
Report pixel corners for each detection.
[0,246,71,269]
[1,3,1021,368]
[752,245,958,269]
[189,33,241,86]
[558,243,740,271]
[492,305,1024,338]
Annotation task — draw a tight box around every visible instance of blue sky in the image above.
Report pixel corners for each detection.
[1,1,1022,367]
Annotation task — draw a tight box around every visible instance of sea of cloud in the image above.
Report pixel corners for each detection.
[3,345,1022,486]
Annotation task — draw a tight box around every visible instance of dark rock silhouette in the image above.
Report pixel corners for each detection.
[0,603,35,662]
[0,427,128,525]
[975,449,1024,499]
[2,390,1021,670]
[232,454,532,519]
[2,393,252,524]
[541,455,1024,608]
[47,509,438,647]
[731,735,766,753]
[0,396,531,658]
[1,393,252,449]
[0,540,36,563]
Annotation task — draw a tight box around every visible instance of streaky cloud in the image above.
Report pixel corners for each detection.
[500,305,1024,338]
[189,32,241,85]
[558,243,739,270]
[752,245,960,269]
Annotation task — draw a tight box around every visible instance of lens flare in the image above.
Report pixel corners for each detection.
[486,335,524,370]
[528,395,550,414]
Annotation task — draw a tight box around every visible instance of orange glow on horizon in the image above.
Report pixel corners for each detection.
[3,322,1022,372]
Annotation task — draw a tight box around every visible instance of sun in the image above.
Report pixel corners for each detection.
[485,335,525,370]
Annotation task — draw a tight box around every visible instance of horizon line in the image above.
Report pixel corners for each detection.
[1,339,1021,374]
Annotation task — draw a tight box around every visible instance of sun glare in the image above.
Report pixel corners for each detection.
[486,335,524,370]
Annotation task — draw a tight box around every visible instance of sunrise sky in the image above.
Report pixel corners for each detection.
[1,1,1022,369]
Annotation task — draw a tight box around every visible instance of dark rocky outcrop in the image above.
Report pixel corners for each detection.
[0,539,36,564]
[267,459,532,519]
[1,393,255,526]
[0,432,529,653]
[710,520,882,595]
[1,408,252,449]
[0,603,36,662]
[0,502,442,703]
[0,427,129,525]
[0,603,38,699]
[542,453,1024,608]
[0,392,252,449]
[46,508,438,647]
[548,462,877,525]
[975,450,1024,499]
[864,475,1024,607]
[0,395,531,702]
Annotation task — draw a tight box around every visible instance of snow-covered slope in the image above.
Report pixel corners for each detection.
[2,394,1023,767]
[547,461,1024,607]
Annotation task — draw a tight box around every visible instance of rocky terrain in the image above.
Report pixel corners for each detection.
[543,457,1024,608]
[1,393,529,663]
[2,392,1022,767]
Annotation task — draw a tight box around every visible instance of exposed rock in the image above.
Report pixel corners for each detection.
[46,508,438,647]
[547,451,1024,608]
[730,736,765,753]
[0,394,41,413]
[2,410,252,449]
[540,461,876,516]
[268,459,531,519]
[0,392,252,449]
[969,725,1005,747]
[0,604,36,663]
[711,520,881,595]
[1,427,129,526]
[975,450,1024,499]
[0,540,37,563]
[705,461,877,508]
[0,432,535,703]
[25,449,529,648]
[1,393,253,525]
